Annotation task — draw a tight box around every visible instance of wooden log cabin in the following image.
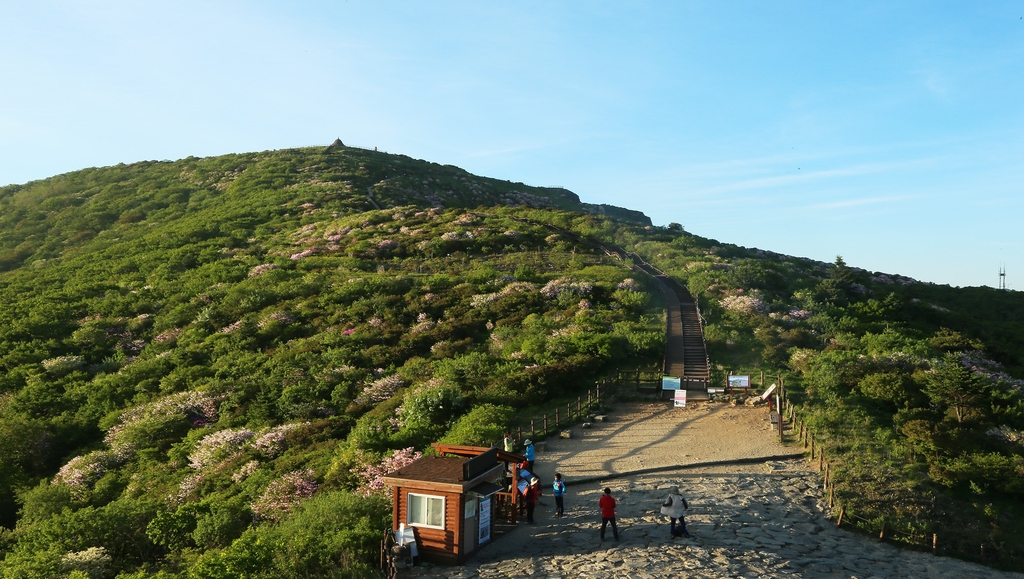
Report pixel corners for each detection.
[383,445,526,564]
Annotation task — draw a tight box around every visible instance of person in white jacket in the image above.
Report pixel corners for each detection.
[661,486,690,538]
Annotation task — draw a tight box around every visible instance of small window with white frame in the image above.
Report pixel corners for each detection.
[408,493,445,529]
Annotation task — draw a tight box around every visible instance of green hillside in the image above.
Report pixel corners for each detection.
[0,144,1022,576]
[622,234,1024,569]
[0,146,664,578]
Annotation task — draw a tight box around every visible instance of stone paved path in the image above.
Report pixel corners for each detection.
[401,402,1024,579]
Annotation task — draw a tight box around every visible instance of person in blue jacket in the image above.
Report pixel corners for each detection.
[552,473,567,517]
[524,439,535,471]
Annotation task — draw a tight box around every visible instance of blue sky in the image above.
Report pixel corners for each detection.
[2,1,1022,288]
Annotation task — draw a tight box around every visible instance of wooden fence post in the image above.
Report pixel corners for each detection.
[819,450,824,472]
[555,408,560,429]
[879,521,886,541]
[837,507,845,527]
[577,397,582,417]
[568,402,572,422]
[829,484,835,509]
[530,419,535,438]
[517,426,522,441]
[543,414,548,435]
[932,533,938,554]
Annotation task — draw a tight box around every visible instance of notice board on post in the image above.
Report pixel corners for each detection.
[662,376,681,390]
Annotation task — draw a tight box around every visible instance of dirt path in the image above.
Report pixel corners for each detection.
[530,399,796,484]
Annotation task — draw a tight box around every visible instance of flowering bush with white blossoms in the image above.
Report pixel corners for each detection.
[61,546,111,579]
[354,374,406,406]
[471,281,537,307]
[251,469,319,522]
[248,263,279,277]
[153,327,182,344]
[720,293,768,315]
[104,391,219,446]
[41,355,85,375]
[232,460,260,483]
[540,278,593,300]
[252,422,308,457]
[616,278,641,291]
[188,428,255,470]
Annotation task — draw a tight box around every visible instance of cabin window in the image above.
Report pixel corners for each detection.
[408,493,445,529]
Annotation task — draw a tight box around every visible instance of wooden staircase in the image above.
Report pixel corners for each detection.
[631,259,710,390]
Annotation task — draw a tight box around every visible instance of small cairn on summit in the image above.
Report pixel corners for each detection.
[324,138,344,153]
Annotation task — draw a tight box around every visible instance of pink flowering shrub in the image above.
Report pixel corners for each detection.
[251,469,319,522]
[290,247,317,260]
[354,447,422,497]
[53,445,135,498]
[961,350,1024,391]
[258,312,295,329]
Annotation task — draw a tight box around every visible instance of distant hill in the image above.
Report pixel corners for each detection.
[0,144,648,273]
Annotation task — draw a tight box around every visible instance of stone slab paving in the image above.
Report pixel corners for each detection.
[404,465,1023,579]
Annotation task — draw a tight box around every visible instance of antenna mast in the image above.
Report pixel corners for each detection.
[999,264,1007,290]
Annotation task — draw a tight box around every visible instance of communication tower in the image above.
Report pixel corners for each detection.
[999,265,1006,290]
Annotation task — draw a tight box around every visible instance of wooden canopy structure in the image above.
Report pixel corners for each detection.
[432,444,528,525]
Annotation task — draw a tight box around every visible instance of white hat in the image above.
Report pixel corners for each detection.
[523,439,533,446]
[530,476,540,485]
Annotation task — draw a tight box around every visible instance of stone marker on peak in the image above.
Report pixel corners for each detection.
[324,138,345,153]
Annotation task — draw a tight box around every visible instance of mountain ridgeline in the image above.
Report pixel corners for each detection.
[0,144,1023,576]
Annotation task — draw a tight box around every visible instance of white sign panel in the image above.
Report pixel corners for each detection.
[478,498,491,544]
[673,389,687,407]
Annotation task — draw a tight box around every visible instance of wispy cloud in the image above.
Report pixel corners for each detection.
[803,194,918,211]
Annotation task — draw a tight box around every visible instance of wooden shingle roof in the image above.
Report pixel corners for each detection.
[388,456,467,484]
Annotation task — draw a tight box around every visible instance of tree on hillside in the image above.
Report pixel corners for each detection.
[924,352,988,424]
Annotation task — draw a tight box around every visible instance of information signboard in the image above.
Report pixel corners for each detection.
[673,389,687,408]
[662,376,681,390]
[478,498,491,544]
[728,375,751,389]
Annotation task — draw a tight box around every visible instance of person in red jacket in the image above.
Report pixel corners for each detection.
[525,476,541,524]
[598,487,619,541]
